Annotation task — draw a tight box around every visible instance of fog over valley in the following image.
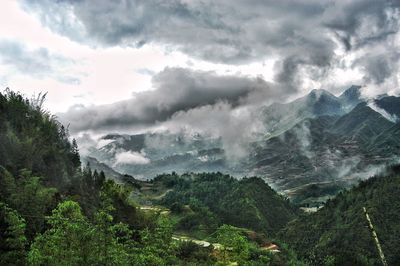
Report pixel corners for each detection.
[1,1,400,265]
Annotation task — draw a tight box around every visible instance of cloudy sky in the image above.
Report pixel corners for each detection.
[0,0,399,138]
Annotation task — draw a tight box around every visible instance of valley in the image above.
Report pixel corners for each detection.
[2,1,400,265]
[1,88,400,265]
[85,86,400,206]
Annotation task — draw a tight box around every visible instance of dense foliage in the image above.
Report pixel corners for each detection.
[0,89,80,189]
[0,89,305,265]
[4,88,399,266]
[280,165,400,266]
[156,172,298,235]
[0,90,192,265]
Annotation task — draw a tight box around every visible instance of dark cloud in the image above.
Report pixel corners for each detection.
[20,0,331,63]
[324,0,399,49]
[322,1,400,89]
[20,0,400,97]
[355,51,400,85]
[0,39,80,84]
[34,0,399,140]
[59,67,287,133]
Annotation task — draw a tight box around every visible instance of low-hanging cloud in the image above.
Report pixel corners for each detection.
[21,0,400,161]
[59,67,288,133]
[162,102,266,160]
[114,150,150,166]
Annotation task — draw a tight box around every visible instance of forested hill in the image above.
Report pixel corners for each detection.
[8,87,400,265]
[154,172,298,234]
[0,89,81,188]
[0,89,306,265]
[280,164,400,266]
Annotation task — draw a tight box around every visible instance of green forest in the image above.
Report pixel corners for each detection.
[1,89,399,266]
[0,90,305,265]
[155,173,298,235]
[280,165,400,266]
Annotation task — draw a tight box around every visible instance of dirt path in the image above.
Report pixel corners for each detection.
[172,235,223,249]
[152,189,173,200]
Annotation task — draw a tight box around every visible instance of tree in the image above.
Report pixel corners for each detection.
[216,225,251,264]
[0,202,27,266]
[96,170,106,189]
[28,200,132,266]
[11,170,57,239]
[132,217,176,266]
[92,209,130,265]
[70,138,81,169]
[28,200,95,266]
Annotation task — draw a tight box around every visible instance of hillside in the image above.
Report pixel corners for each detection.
[3,1,400,265]
[84,86,400,207]
[88,132,229,179]
[338,85,363,112]
[331,103,394,142]
[150,172,298,235]
[374,96,400,120]
[280,164,400,266]
[0,89,305,265]
[261,89,345,138]
[248,99,400,206]
[0,90,81,189]
[2,88,399,265]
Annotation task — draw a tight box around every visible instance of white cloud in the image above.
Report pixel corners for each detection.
[0,0,398,133]
[367,100,399,123]
[114,150,150,165]
[96,139,115,149]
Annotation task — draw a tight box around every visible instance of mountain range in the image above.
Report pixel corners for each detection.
[2,87,400,265]
[85,86,400,206]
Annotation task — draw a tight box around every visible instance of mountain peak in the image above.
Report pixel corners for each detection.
[339,85,363,112]
[339,85,362,100]
[308,89,335,99]
[263,88,343,120]
[301,89,339,106]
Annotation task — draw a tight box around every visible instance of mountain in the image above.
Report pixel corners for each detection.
[280,164,400,265]
[368,123,400,155]
[331,103,394,142]
[1,89,307,265]
[339,85,363,111]
[88,132,230,179]
[251,93,400,203]
[3,87,400,265]
[85,87,400,206]
[260,86,366,139]
[247,116,343,200]
[82,156,125,181]
[140,172,299,235]
[249,100,400,205]
[374,96,400,121]
[307,89,344,116]
[261,89,344,138]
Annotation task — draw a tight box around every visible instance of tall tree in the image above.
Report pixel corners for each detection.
[0,202,27,266]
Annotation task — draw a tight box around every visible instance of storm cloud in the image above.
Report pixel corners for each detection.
[18,0,399,144]
[20,0,400,97]
[59,67,285,133]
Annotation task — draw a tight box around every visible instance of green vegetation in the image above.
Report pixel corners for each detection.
[156,172,298,235]
[0,89,306,265]
[0,90,80,189]
[5,88,399,265]
[0,89,187,265]
[280,164,400,266]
